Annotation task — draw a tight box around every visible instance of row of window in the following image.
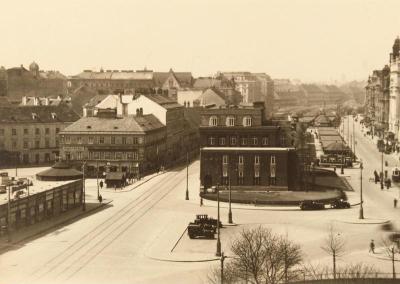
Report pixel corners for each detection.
[64,151,139,161]
[9,139,58,149]
[0,128,60,136]
[222,155,276,165]
[208,136,286,146]
[63,136,143,145]
[209,115,252,127]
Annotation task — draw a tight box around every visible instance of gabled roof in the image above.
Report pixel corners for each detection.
[153,70,193,87]
[84,94,109,108]
[193,78,222,89]
[60,114,164,134]
[0,105,80,123]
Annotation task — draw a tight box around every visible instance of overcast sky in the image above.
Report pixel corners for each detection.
[1,0,400,83]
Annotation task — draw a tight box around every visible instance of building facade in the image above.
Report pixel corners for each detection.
[4,62,67,103]
[59,109,166,178]
[0,105,80,166]
[199,103,297,191]
[365,66,390,136]
[389,37,400,139]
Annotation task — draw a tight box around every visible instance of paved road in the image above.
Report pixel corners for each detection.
[1,123,400,283]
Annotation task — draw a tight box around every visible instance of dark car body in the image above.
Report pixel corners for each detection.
[330,199,350,209]
[300,200,325,210]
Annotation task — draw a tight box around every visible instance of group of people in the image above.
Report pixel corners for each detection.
[373,170,392,189]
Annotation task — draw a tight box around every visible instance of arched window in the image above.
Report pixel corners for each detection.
[243,116,252,127]
[209,116,218,126]
[226,116,235,126]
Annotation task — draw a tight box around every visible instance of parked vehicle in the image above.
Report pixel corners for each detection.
[392,167,400,183]
[300,200,325,210]
[330,199,350,209]
[194,214,221,232]
[187,222,215,239]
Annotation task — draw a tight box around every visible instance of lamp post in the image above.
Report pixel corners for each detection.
[96,160,100,200]
[353,116,356,161]
[359,161,364,219]
[216,183,222,257]
[186,152,189,200]
[381,148,384,190]
[228,177,233,224]
[82,161,86,211]
[7,182,11,242]
[220,252,226,284]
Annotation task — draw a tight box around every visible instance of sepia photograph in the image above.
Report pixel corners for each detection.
[1,0,400,283]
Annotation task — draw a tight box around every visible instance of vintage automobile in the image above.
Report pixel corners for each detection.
[194,214,221,232]
[187,222,215,239]
[330,199,350,209]
[392,167,400,183]
[299,200,325,210]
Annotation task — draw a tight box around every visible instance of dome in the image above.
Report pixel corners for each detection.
[29,61,39,72]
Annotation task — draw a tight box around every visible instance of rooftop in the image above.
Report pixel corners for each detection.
[60,114,165,134]
[0,105,80,124]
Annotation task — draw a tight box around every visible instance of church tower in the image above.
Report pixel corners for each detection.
[29,61,40,78]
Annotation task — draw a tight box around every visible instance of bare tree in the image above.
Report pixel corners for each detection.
[381,238,399,279]
[321,224,346,279]
[212,226,303,284]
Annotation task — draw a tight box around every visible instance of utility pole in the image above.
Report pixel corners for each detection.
[220,252,226,284]
[216,184,221,257]
[96,160,99,200]
[381,150,384,190]
[359,161,364,219]
[82,162,86,211]
[228,177,233,224]
[185,152,189,200]
[7,183,11,242]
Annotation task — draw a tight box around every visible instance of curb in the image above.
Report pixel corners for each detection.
[0,199,113,251]
[333,219,390,225]
[145,254,220,263]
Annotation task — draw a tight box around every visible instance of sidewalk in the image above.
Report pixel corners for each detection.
[0,198,112,251]
[95,170,167,193]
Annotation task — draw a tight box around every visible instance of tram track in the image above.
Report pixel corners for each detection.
[30,170,182,282]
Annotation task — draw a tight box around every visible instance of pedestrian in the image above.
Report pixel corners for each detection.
[394,198,398,208]
[333,166,336,173]
[114,185,117,191]
[374,170,378,184]
[100,180,104,189]
[369,240,375,253]
[98,194,103,203]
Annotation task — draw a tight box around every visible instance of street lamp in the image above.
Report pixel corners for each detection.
[7,182,11,242]
[228,177,233,224]
[186,152,189,200]
[359,161,364,219]
[220,252,226,284]
[216,183,222,257]
[82,161,86,211]
[381,147,384,190]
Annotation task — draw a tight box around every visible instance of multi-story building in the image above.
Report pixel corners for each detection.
[389,37,400,139]
[84,93,197,166]
[68,68,193,100]
[199,102,298,191]
[59,108,166,177]
[0,105,80,166]
[365,66,390,137]
[4,62,67,103]
[0,66,7,97]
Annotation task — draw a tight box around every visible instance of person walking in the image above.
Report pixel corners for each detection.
[394,198,398,208]
[100,180,104,189]
[98,195,103,203]
[369,240,375,253]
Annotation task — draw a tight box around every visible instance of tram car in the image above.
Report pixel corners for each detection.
[392,167,400,183]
